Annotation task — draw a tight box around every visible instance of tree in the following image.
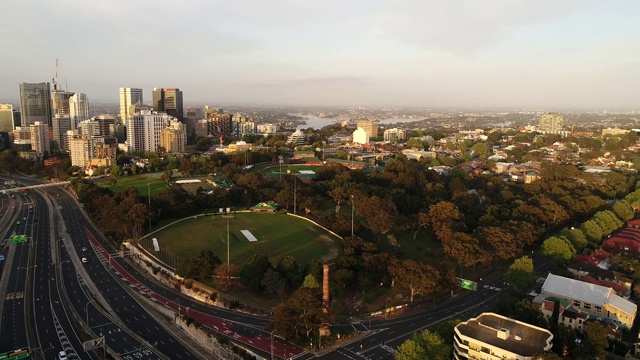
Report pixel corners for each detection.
[302,274,320,289]
[394,330,450,360]
[471,142,489,159]
[110,165,122,178]
[177,250,222,280]
[580,220,603,244]
[505,256,536,292]
[334,269,355,288]
[541,237,575,264]
[612,201,634,221]
[276,256,302,289]
[239,255,272,293]
[389,260,440,302]
[261,269,286,295]
[426,201,466,242]
[585,321,608,360]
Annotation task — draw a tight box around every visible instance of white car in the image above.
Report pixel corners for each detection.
[81,257,88,263]
[23,217,26,220]
[58,351,68,360]
[82,247,87,252]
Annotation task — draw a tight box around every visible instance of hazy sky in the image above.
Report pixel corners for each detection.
[1,0,639,109]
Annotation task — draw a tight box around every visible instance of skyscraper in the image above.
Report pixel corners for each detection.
[69,93,89,129]
[52,116,72,151]
[119,88,143,123]
[51,90,74,118]
[152,88,184,122]
[19,82,52,126]
[0,104,14,132]
[160,122,186,153]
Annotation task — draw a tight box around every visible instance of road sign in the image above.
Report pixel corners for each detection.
[9,235,27,244]
[0,255,5,261]
[6,348,29,359]
[459,278,477,291]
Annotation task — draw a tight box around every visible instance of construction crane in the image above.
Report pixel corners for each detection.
[52,58,59,91]
[571,114,581,136]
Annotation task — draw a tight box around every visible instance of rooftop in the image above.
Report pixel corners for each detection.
[542,274,612,306]
[455,313,552,357]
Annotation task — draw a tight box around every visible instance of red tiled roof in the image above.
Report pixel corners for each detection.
[575,255,602,267]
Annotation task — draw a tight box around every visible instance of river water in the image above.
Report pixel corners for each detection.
[293,114,422,130]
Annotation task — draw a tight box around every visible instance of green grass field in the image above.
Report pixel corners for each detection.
[96,174,168,196]
[142,212,341,268]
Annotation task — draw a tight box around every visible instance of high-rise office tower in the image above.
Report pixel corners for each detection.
[52,116,72,151]
[95,114,116,136]
[119,88,143,123]
[69,93,89,129]
[152,88,183,122]
[78,119,100,137]
[19,82,52,126]
[125,110,171,152]
[30,121,50,157]
[539,112,564,134]
[0,104,14,132]
[51,90,74,118]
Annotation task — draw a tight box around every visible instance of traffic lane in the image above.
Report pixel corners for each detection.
[61,225,197,360]
[59,226,171,359]
[31,189,72,358]
[0,239,31,352]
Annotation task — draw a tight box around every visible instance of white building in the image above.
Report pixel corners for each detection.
[383,128,407,142]
[125,110,172,152]
[257,123,279,135]
[29,121,50,157]
[287,129,306,146]
[69,136,91,168]
[454,312,553,360]
[534,274,637,329]
[352,127,369,145]
[69,93,89,129]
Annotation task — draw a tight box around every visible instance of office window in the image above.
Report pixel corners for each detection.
[595,305,602,313]
[583,303,591,310]
[573,300,581,307]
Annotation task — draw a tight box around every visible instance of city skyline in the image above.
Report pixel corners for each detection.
[1,1,639,110]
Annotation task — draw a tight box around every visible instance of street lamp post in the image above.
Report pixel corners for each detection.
[85,300,97,328]
[222,213,234,288]
[350,195,355,237]
[146,183,152,232]
[293,175,296,215]
[270,330,279,360]
[385,297,390,318]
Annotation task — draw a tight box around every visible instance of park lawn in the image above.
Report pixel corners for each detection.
[149,212,341,268]
[96,174,168,196]
[394,229,445,264]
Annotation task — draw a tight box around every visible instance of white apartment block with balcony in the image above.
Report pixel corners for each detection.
[125,110,172,153]
[383,128,407,142]
[454,313,553,360]
[29,121,50,157]
[352,127,370,145]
